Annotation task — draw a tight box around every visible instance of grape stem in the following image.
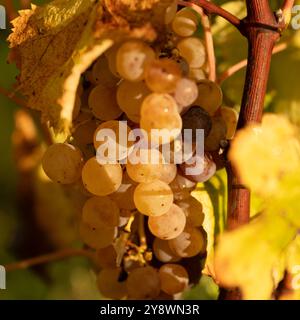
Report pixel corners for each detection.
[217,42,288,84]
[138,214,147,251]
[185,0,242,30]
[178,1,216,81]
[4,248,94,272]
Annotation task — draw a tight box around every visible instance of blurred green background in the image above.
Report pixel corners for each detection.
[0,0,299,299]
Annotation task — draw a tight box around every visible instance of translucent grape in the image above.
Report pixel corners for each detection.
[91,55,120,87]
[140,93,182,145]
[168,227,206,258]
[116,80,150,123]
[220,106,239,139]
[165,0,178,24]
[177,37,206,68]
[204,117,227,151]
[181,106,212,139]
[126,266,161,299]
[144,58,182,93]
[42,143,83,184]
[153,238,181,263]
[169,173,196,201]
[97,268,127,299]
[95,245,117,269]
[126,148,177,184]
[82,157,123,196]
[159,264,189,295]
[134,180,174,216]
[116,40,155,82]
[177,196,205,227]
[180,153,217,183]
[172,9,198,37]
[79,221,117,249]
[82,196,120,228]
[93,120,133,161]
[148,204,186,240]
[88,84,122,120]
[174,78,198,110]
[194,80,223,115]
[189,67,206,82]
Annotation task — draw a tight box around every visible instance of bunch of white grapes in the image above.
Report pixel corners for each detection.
[41,3,238,300]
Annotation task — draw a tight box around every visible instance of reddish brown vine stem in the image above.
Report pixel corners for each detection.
[189,0,242,30]
[190,0,294,298]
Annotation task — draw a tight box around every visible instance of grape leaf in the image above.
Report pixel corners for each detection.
[215,213,297,300]
[8,0,173,133]
[229,114,300,197]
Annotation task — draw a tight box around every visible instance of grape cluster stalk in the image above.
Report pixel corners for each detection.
[41,3,239,300]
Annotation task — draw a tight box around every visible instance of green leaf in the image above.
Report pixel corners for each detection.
[184,275,219,300]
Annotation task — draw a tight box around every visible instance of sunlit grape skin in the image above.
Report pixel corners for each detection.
[116,80,150,123]
[177,37,206,68]
[88,84,122,120]
[194,80,223,115]
[220,106,239,139]
[42,143,84,184]
[126,148,177,184]
[144,58,182,94]
[79,221,117,249]
[134,180,174,217]
[140,93,182,145]
[172,9,198,37]
[177,196,205,227]
[168,227,206,258]
[81,157,122,196]
[180,153,217,183]
[153,238,181,263]
[174,78,199,112]
[116,40,155,82]
[148,204,186,240]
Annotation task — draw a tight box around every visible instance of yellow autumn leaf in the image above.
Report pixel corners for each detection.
[229,114,300,197]
[215,214,297,300]
[8,0,173,133]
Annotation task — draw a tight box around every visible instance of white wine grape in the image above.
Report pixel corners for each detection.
[42,143,84,184]
[82,157,123,196]
[82,196,120,228]
[134,180,174,216]
[116,40,155,82]
[148,204,186,240]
